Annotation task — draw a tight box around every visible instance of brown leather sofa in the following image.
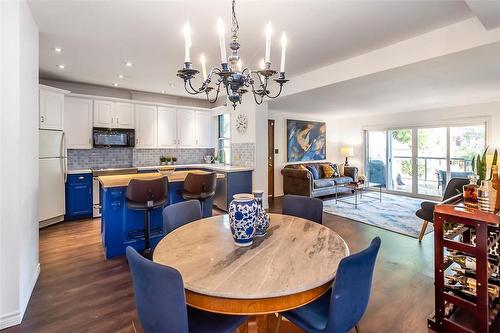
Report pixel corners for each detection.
[281,162,359,198]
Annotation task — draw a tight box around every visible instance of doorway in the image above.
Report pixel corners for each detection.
[268,119,275,198]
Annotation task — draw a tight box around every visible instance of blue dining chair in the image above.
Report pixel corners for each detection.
[277,237,381,333]
[163,200,202,234]
[282,194,324,224]
[126,247,247,333]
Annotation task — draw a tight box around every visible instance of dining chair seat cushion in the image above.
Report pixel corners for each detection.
[187,306,247,333]
[283,289,331,332]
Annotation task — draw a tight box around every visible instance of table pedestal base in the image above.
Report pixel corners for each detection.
[241,314,303,333]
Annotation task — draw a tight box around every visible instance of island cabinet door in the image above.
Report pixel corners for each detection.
[157,107,177,148]
[135,104,157,148]
[176,109,196,148]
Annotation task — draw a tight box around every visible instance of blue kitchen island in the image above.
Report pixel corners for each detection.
[99,168,252,259]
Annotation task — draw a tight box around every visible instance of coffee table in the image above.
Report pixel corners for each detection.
[335,182,382,209]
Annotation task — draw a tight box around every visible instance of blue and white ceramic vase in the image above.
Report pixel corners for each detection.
[229,194,257,246]
[253,190,270,237]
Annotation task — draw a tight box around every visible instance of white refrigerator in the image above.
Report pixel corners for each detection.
[38,129,67,228]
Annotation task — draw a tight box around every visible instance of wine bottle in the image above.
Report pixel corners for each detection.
[451,267,500,287]
[445,274,500,299]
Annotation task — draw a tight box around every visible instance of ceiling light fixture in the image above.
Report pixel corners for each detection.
[118,74,124,79]
[161,90,167,94]
[112,83,118,87]
[125,61,132,67]
[177,0,289,109]
[54,47,62,53]
[57,64,65,69]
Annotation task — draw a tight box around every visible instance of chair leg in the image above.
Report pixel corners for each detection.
[418,220,429,242]
[275,313,282,333]
[355,324,360,333]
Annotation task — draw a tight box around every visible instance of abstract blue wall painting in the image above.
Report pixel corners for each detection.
[287,119,326,162]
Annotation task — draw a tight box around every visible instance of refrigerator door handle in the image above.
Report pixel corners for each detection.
[62,132,68,182]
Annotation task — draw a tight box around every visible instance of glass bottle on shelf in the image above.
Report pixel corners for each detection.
[478,180,498,213]
[463,174,479,209]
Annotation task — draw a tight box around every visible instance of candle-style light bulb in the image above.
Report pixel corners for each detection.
[265,22,272,64]
[183,22,191,63]
[217,18,228,64]
[259,59,265,70]
[237,59,242,72]
[200,53,207,81]
[280,32,287,73]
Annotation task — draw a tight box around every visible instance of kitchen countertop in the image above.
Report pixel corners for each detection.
[99,170,225,188]
[67,164,253,175]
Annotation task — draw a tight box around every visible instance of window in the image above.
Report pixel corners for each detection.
[364,123,486,198]
[218,114,230,164]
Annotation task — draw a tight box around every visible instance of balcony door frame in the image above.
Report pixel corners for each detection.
[363,117,489,201]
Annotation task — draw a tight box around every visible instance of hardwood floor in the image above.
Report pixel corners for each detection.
[4,196,437,333]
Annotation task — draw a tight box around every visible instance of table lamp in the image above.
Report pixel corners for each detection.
[341,147,354,166]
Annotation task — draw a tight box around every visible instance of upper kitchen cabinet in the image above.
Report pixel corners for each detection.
[65,97,93,149]
[195,111,212,148]
[115,102,135,128]
[157,107,177,148]
[94,100,135,128]
[39,85,70,130]
[135,104,157,148]
[93,100,114,127]
[176,109,196,148]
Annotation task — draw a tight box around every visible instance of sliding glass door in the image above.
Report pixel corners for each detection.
[365,123,485,199]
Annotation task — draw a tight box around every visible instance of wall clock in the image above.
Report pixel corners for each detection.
[235,114,248,134]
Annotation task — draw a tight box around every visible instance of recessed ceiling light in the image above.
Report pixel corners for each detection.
[125,61,132,67]
[118,74,124,79]
[169,83,175,88]
[161,90,167,94]
[112,83,118,87]
[54,47,62,53]
[57,64,65,69]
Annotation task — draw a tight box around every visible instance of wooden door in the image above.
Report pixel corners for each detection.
[268,119,275,197]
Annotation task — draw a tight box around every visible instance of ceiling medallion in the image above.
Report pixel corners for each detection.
[177,0,289,109]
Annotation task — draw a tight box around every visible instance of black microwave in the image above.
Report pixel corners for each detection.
[93,128,135,148]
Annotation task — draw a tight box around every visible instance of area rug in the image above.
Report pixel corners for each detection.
[323,193,434,238]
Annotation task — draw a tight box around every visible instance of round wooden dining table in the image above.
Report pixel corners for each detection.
[153,213,349,333]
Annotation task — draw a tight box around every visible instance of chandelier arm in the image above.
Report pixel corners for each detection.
[206,81,222,103]
[264,83,284,99]
[184,80,201,95]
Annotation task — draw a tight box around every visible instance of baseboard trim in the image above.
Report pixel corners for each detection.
[0,263,40,330]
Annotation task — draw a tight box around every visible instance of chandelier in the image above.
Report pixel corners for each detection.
[177,0,289,109]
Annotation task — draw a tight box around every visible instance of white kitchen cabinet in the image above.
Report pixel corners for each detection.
[135,104,157,148]
[157,107,177,148]
[176,109,196,148]
[195,111,212,148]
[64,97,93,149]
[39,86,67,130]
[93,100,114,128]
[115,102,135,128]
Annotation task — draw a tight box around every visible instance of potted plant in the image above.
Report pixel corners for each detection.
[160,156,167,166]
[172,157,177,165]
[472,146,498,183]
[166,156,172,165]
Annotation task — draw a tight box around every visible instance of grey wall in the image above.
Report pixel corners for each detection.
[39,78,217,108]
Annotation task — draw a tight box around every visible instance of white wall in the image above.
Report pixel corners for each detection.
[268,110,334,197]
[330,101,500,175]
[0,1,40,329]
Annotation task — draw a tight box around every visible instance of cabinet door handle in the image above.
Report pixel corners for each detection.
[40,115,45,123]
[78,176,84,180]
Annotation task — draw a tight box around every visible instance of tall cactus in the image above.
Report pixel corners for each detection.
[472,146,498,184]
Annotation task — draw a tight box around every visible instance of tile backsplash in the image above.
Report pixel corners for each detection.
[231,143,255,167]
[68,148,214,170]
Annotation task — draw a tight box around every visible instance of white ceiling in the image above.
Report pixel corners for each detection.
[29,0,474,97]
[268,42,500,116]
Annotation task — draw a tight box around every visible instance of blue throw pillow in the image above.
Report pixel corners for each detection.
[306,165,319,179]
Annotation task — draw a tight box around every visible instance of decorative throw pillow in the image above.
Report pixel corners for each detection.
[322,164,335,178]
[338,163,345,177]
[331,164,340,177]
[305,165,319,179]
[298,164,308,171]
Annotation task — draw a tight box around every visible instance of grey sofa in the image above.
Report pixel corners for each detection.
[281,162,359,198]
